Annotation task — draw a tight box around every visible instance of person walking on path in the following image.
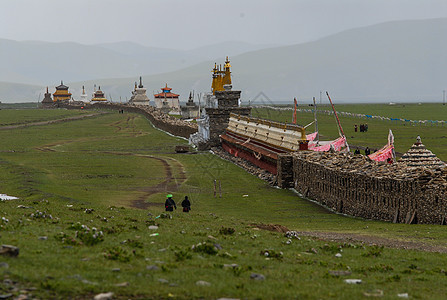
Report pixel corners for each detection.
[181,196,191,212]
[165,194,176,212]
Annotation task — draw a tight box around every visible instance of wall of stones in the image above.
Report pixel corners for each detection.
[65,103,197,139]
[206,107,251,147]
[277,151,447,225]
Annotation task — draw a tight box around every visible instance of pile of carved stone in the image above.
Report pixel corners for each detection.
[137,105,198,130]
[286,151,447,224]
[294,151,447,188]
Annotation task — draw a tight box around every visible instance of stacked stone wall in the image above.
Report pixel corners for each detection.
[278,151,447,225]
[206,107,251,147]
[64,103,197,139]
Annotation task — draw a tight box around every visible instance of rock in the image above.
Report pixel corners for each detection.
[38,236,48,240]
[250,273,265,281]
[93,292,114,300]
[397,293,409,298]
[335,253,342,258]
[158,278,169,284]
[195,280,211,286]
[284,231,300,239]
[344,279,362,284]
[207,235,217,240]
[0,294,13,299]
[148,225,158,230]
[115,282,129,287]
[146,265,159,271]
[0,262,9,268]
[308,248,318,254]
[0,245,19,257]
[112,268,120,272]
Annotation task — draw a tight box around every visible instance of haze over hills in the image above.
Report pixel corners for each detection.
[1,18,447,103]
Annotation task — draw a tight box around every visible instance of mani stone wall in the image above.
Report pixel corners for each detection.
[277,151,447,225]
[65,102,198,139]
[206,107,252,147]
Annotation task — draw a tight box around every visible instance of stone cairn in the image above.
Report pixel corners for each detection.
[399,136,446,169]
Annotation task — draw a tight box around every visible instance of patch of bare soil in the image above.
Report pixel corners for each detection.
[252,223,447,253]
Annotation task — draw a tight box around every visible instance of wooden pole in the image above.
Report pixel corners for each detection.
[213,180,217,198]
[219,180,222,198]
[326,91,345,137]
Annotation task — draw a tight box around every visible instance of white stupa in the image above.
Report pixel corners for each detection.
[129,77,150,106]
[80,86,88,103]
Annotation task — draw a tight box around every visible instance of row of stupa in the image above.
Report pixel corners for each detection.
[41,81,109,106]
[40,78,185,114]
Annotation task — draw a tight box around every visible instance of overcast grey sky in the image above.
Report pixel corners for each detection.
[2,0,447,49]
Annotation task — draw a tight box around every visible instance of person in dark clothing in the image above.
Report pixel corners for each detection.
[354,124,358,132]
[354,148,361,155]
[165,194,176,211]
[181,196,191,212]
[365,147,371,156]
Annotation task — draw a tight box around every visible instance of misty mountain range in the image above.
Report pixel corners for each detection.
[1,18,447,103]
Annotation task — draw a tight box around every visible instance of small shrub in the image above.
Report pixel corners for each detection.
[123,239,143,248]
[103,247,131,262]
[319,244,342,254]
[101,226,121,234]
[260,249,283,260]
[362,245,384,258]
[54,232,81,246]
[68,222,84,230]
[76,227,104,246]
[29,210,53,220]
[157,213,172,219]
[219,227,235,235]
[192,242,219,255]
[386,274,401,282]
[174,249,192,261]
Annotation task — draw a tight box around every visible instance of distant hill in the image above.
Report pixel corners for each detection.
[70,18,447,104]
[0,39,276,86]
[2,18,447,103]
[0,82,42,103]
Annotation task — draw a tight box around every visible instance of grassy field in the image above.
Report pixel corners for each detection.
[0,108,90,126]
[0,107,447,299]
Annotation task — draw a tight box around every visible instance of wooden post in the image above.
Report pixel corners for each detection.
[213,180,217,198]
[219,180,222,198]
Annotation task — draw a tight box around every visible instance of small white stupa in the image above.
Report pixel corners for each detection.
[80,86,88,103]
[129,77,150,106]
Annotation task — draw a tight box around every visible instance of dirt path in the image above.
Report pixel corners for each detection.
[100,152,187,209]
[253,223,447,253]
[0,112,107,130]
[30,112,186,209]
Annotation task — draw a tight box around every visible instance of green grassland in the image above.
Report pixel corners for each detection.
[0,107,447,299]
[0,108,90,126]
